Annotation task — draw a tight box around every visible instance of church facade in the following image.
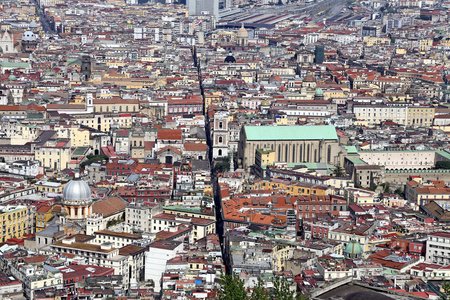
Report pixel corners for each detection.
[0,31,17,53]
[238,125,344,171]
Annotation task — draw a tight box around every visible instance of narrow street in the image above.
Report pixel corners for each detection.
[193,46,232,275]
[30,0,56,33]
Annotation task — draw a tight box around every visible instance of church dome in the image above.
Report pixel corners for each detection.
[8,74,17,81]
[237,24,248,38]
[29,20,38,28]
[224,54,236,63]
[315,87,324,96]
[63,176,92,205]
[344,235,363,258]
[22,30,36,42]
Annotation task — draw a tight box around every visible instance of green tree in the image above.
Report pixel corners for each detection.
[250,278,270,300]
[440,279,450,300]
[271,276,296,300]
[435,161,450,169]
[216,273,248,300]
[380,182,391,194]
[333,164,345,177]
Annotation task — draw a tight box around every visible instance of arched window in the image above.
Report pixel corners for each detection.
[218,136,223,143]
[327,145,332,163]
[219,121,223,129]
[307,144,310,162]
[300,145,303,162]
[285,144,288,162]
[292,145,296,162]
[278,145,281,161]
[218,149,222,156]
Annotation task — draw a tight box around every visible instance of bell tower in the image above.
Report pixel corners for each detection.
[81,55,91,80]
[213,111,229,159]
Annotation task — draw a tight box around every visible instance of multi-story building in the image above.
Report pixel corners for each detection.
[36,205,54,233]
[0,205,34,242]
[93,230,143,248]
[50,235,130,287]
[125,202,162,233]
[425,232,450,266]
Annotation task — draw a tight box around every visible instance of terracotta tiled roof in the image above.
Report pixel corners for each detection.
[92,196,127,217]
[157,129,182,140]
[184,143,207,152]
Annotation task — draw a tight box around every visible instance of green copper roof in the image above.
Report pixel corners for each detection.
[244,125,338,141]
[315,87,324,95]
[344,237,363,256]
[344,146,358,155]
[1,62,31,68]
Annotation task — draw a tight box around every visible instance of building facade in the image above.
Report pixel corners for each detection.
[238,125,342,171]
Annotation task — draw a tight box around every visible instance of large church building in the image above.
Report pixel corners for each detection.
[238,125,344,171]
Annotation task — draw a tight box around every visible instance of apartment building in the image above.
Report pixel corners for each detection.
[425,232,450,266]
[0,205,34,242]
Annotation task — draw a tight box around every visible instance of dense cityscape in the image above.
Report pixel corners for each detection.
[0,0,449,298]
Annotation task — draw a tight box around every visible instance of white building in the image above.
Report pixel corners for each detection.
[425,232,450,266]
[50,236,130,287]
[125,202,162,233]
[145,240,183,292]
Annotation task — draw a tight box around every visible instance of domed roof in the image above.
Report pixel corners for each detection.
[8,74,17,81]
[315,87,324,95]
[30,20,38,28]
[224,54,236,63]
[237,24,248,38]
[22,30,36,42]
[63,176,92,205]
[344,235,363,257]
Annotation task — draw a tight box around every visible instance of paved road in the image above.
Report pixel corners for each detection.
[30,0,55,33]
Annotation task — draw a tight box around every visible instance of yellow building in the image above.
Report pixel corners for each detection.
[35,146,71,171]
[406,105,435,127]
[323,88,345,100]
[204,92,222,110]
[272,244,293,272]
[255,148,276,168]
[0,205,30,242]
[70,127,89,147]
[11,124,38,145]
[93,98,139,114]
[441,39,450,47]
[35,181,64,194]
[252,179,329,196]
[35,205,54,232]
[420,39,433,51]
[73,114,133,132]
[55,124,90,147]
[363,36,391,47]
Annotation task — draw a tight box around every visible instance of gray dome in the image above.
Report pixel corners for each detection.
[63,178,92,205]
[29,21,38,28]
[22,31,36,42]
